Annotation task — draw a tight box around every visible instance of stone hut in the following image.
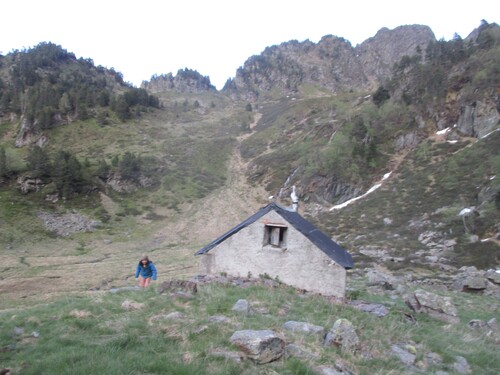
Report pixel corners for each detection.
[195,202,353,298]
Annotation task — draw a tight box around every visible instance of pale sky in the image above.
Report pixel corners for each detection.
[1,0,498,89]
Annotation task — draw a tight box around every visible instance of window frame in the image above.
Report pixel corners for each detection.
[263,223,288,249]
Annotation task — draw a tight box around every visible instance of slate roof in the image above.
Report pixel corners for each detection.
[195,202,353,269]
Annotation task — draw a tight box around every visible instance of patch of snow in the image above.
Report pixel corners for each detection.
[330,171,393,210]
[490,176,496,180]
[330,184,382,210]
[436,127,451,135]
[481,128,500,139]
[458,208,472,216]
[447,140,458,144]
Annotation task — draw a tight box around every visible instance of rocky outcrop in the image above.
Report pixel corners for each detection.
[356,25,435,85]
[142,69,216,93]
[15,117,36,147]
[225,25,436,99]
[456,99,500,138]
[17,175,45,194]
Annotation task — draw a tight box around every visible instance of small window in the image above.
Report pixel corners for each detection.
[264,224,287,248]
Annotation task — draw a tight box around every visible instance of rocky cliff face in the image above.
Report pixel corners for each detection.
[226,36,369,99]
[142,68,216,93]
[225,25,436,99]
[356,25,435,85]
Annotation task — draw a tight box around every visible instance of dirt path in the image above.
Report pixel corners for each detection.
[162,112,266,245]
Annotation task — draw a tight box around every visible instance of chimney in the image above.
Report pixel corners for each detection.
[290,185,298,212]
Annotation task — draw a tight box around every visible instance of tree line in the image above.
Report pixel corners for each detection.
[1,145,149,198]
[0,42,160,129]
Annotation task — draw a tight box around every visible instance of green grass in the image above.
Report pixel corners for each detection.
[1,280,498,374]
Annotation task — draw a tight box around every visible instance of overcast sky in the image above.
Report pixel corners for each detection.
[1,0,498,89]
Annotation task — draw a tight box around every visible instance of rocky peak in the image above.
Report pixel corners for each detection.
[225,25,436,99]
[142,68,216,93]
[355,25,436,85]
[226,36,368,100]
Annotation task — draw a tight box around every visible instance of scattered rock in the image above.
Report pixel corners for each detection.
[324,319,359,353]
[207,348,244,363]
[452,355,471,374]
[424,351,443,367]
[313,365,343,375]
[109,286,142,293]
[191,325,209,335]
[229,329,285,364]
[69,310,92,318]
[164,312,185,320]
[37,211,100,237]
[485,269,500,284]
[405,289,459,324]
[121,299,144,310]
[231,299,253,315]
[208,315,231,324]
[366,269,399,289]
[181,352,195,364]
[391,344,416,366]
[284,344,320,360]
[157,279,198,295]
[313,362,354,375]
[348,300,390,317]
[13,327,24,336]
[282,321,325,335]
[148,312,186,326]
[468,318,500,343]
[453,268,488,292]
[468,319,487,329]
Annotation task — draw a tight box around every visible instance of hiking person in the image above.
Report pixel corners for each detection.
[135,255,157,287]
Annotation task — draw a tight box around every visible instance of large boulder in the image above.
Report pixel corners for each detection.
[405,289,459,324]
[229,330,285,364]
[231,299,254,315]
[453,267,488,292]
[323,319,359,353]
[485,269,500,284]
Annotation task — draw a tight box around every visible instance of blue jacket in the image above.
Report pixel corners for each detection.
[135,261,157,280]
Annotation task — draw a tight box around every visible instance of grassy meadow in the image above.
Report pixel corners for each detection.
[1,276,499,374]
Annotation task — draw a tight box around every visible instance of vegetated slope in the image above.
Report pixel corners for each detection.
[0,43,256,251]
[319,130,500,270]
[228,21,500,270]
